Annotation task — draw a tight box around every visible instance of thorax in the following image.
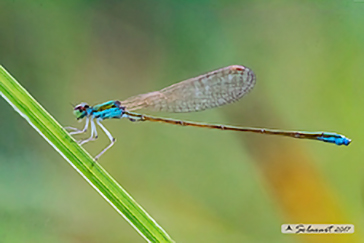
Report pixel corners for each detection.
[89,100,125,120]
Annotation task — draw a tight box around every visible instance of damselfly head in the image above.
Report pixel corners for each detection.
[73,102,89,120]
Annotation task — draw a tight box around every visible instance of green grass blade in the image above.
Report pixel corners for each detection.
[0,66,175,243]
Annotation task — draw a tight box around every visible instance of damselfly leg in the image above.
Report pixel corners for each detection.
[65,117,90,135]
[94,119,116,160]
[66,117,115,160]
[78,119,98,145]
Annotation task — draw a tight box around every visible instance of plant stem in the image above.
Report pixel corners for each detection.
[0,66,174,243]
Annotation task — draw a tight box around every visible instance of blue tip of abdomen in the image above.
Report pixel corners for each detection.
[317,132,351,146]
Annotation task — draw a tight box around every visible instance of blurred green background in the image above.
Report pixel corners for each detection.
[0,0,363,242]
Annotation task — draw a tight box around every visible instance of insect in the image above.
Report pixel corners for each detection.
[66,65,351,160]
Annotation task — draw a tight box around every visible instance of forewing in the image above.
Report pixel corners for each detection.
[119,65,256,113]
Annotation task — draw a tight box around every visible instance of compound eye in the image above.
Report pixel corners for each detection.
[74,102,89,111]
[74,105,82,111]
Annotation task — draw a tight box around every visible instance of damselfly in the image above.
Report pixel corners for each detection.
[66,65,351,160]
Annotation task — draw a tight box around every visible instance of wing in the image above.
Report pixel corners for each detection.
[119,65,256,113]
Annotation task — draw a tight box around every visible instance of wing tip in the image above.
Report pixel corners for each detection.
[229,65,246,72]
